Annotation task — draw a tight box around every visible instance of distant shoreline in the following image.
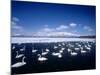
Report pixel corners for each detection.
[11,37,96,43]
[11,35,96,38]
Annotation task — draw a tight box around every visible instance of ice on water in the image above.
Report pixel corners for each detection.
[11,37,95,43]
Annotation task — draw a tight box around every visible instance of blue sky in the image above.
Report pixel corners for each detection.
[11,1,96,36]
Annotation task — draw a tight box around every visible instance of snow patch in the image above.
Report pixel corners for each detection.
[11,37,95,43]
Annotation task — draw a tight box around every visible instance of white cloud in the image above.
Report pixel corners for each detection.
[56,25,69,30]
[42,27,54,32]
[44,25,49,27]
[36,24,79,37]
[36,32,47,36]
[35,31,79,37]
[69,23,77,27]
[83,26,93,32]
[12,17,19,22]
[11,17,24,36]
[42,25,69,32]
[49,32,79,36]
[11,17,23,30]
[73,30,77,33]
[12,24,23,30]
[11,21,16,25]
[11,22,23,30]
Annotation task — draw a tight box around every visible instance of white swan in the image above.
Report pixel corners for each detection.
[54,46,58,49]
[32,47,37,53]
[59,50,63,53]
[74,48,80,51]
[81,50,87,53]
[59,47,65,53]
[12,45,15,50]
[41,49,49,55]
[37,54,48,62]
[12,56,26,68]
[68,43,74,48]
[87,43,91,47]
[85,45,91,50]
[20,46,25,51]
[67,48,71,52]
[86,47,91,50]
[75,43,79,45]
[58,54,62,58]
[77,44,81,47]
[80,47,87,53]
[52,52,60,56]
[45,48,50,52]
[52,52,62,58]
[61,47,65,50]
[62,42,65,46]
[32,49,37,53]
[58,44,61,46]
[70,51,78,56]
[15,51,24,58]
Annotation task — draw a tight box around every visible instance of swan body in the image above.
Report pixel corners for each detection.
[61,48,65,51]
[59,50,63,53]
[69,44,74,47]
[75,43,79,45]
[74,48,80,51]
[15,51,24,58]
[12,56,26,68]
[70,51,78,56]
[59,48,65,53]
[45,48,49,52]
[41,49,49,55]
[52,52,60,56]
[12,46,15,50]
[58,44,61,46]
[80,47,87,53]
[67,48,71,52]
[54,46,58,49]
[62,42,65,46]
[38,57,47,61]
[42,52,48,55]
[85,46,91,50]
[32,47,37,53]
[81,50,87,53]
[38,54,48,62]
[78,44,81,47]
[32,49,37,53]
[52,52,62,58]
[58,54,62,58]
[88,44,91,48]
[20,46,25,51]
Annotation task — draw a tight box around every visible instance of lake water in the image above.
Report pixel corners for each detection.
[11,38,96,75]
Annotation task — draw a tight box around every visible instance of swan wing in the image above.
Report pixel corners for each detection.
[12,62,23,68]
[16,54,24,58]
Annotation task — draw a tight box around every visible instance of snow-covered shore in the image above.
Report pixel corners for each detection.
[11,37,96,43]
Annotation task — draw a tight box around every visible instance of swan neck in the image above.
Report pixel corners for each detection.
[22,57,25,62]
